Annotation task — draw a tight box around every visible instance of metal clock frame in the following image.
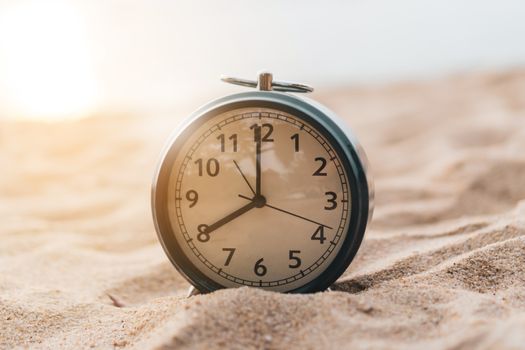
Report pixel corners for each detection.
[152,89,374,294]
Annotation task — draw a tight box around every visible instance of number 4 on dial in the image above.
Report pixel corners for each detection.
[311,225,326,244]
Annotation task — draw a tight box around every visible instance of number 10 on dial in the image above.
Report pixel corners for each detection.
[152,72,373,293]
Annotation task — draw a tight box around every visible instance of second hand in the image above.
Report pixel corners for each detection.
[238,194,333,229]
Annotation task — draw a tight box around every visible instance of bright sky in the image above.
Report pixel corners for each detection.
[0,0,524,120]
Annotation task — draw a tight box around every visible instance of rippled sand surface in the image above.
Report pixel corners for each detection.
[2,70,525,349]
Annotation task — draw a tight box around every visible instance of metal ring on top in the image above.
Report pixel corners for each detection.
[221,72,314,93]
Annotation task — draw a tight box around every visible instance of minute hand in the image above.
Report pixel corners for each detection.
[204,200,258,234]
[255,125,262,195]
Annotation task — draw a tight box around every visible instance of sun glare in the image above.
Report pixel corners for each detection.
[0,1,98,121]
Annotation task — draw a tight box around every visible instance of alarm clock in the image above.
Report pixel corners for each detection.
[152,72,373,294]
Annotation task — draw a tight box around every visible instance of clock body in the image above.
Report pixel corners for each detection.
[152,91,373,293]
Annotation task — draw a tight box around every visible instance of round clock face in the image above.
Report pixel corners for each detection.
[165,106,352,292]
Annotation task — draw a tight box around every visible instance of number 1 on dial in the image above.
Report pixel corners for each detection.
[291,133,299,152]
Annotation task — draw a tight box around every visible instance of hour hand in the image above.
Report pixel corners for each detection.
[202,199,258,235]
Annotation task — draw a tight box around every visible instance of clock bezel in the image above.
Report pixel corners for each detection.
[152,91,373,293]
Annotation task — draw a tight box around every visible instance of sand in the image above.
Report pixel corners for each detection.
[1,69,525,349]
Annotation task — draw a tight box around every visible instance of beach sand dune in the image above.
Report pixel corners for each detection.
[1,70,525,349]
